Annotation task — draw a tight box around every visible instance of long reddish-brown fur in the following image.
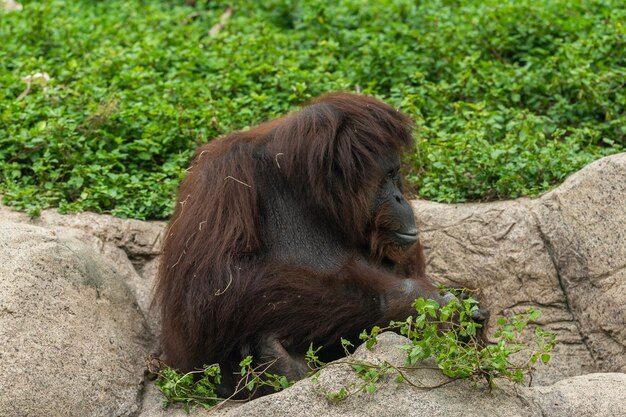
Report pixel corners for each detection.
[155,92,444,394]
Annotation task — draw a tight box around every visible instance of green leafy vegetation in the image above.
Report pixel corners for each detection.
[154,364,222,411]
[315,296,555,401]
[1,0,624,218]
[152,295,555,409]
[151,354,295,411]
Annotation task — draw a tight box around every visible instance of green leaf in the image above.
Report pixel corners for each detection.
[529,309,542,321]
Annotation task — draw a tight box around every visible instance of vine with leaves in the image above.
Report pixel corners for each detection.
[151,293,556,410]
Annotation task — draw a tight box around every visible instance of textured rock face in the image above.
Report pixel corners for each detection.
[532,155,626,374]
[0,221,153,416]
[529,373,626,417]
[413,153,626,383]
[0,153,624,416]
[0,206,166,335]
[412,199,597,384]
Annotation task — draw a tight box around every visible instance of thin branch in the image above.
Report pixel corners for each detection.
[209,7,233,37]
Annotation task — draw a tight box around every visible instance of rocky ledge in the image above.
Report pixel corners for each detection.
[0,153,624,416]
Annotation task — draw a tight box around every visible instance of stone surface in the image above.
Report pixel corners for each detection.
[0,220,152,416]
[412,199,595,385]
[0,205,165,335]
[139,383,202,417]
[411,153,626,384]
[529,372,626,417]
[0,152,624,416]
[532,155,626,373]
[207,333,626,417]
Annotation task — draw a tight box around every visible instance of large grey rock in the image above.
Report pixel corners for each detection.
[533,155,626,373]
[412,153,626,384]
[412,199,593,385]
[0,205,165,334]
[0,220,152,416]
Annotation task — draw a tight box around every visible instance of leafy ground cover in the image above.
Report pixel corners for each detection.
[1,0,624,219]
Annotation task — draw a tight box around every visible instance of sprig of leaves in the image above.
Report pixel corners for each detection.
[154,363,222,412]
[317,295,555,400]
[153,295,556,408]
[152,355,295,412]
[238,356,293,393]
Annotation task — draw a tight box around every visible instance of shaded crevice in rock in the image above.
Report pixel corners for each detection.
[130,374,155,417]
[522,202,597,370]
[504,300,567,310]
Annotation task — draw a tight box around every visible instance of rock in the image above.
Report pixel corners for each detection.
[411,153,626,384]
[139,383,206,417]
[412,199,595,385]
[529,373,626,417]
[207,332,626,417]
[533,155,626,373]
[0,205,165,335]
[0,220,153,416]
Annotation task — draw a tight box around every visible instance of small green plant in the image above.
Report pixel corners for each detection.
[316,296,556,401]
[153,362,222,411]
[238,356,294,394]
[153,295,556,409]
[151,354,295,412]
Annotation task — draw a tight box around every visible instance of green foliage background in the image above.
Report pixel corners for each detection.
[1,0,624,219]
